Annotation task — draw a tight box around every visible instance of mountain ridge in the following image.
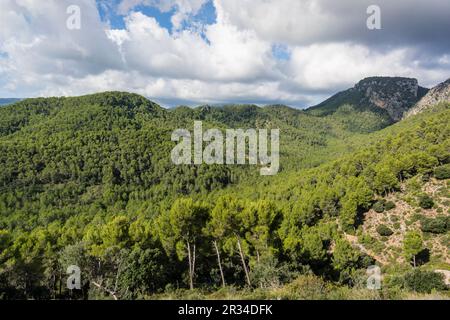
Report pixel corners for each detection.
[405,78,450,118]
[0,98,22,106]
[4,76,446,126]
[306,76,429,122]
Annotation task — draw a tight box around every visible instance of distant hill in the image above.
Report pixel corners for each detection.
[405,78,450,118]
[307,77,429,122]
[0,98,21,106]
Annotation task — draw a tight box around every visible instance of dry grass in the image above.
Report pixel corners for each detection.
[354,178,449,267]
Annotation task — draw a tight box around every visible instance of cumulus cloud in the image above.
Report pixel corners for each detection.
[217,0,450,50]
[116,0,209,29]
[0,0,449,107]
[0,0,123,95]
[285,44,450,92]
[111,11,275,82]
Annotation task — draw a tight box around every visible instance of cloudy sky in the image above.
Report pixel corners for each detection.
[1,0,449,108]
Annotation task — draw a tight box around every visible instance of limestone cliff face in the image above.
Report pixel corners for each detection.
[353,77,425,121]
[307,76,428,122]
[404,78,450,118]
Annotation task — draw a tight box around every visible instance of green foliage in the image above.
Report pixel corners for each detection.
[384,201,396,211]
[372,201,385,213]
[157,198,209,260]
[403,231,424,267]
[241,200,282,260]
[420,216,449,234]
[248,255,293,289]
[332,238,362,279]
[434,164,450,180]
[376,224,394,237]
[0,92,448,299]
[404,269,447,293]
[418,194,434,209]
[118,247,171,299]
[329,105,393,133]
[205,196,246,255]
[281,274,330,300]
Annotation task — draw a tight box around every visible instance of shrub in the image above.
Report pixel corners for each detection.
[434,164,450,180]
[359,234,374,246]
[390,215,399,223]
[404,269,447,293]
[420,216,449,234]
[421,172,431,182]
[376,224,394,237]
[372,201,385,213]
[411,213,423,223]
[249,255,289,289]
[384,201,396,211]
[418,195,434,209]
[283,274,330,300]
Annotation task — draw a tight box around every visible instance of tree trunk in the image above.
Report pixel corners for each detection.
[187,241,194,290]
[237,237,251,287]
[92,281,119,300]
[59,269,62,297]
[192,244,196,287]
[213,240,226,288]
[413,255,416,268]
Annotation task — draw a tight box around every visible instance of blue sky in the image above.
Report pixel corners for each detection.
[96,0,217,33]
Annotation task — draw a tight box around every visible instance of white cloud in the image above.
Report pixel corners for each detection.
[0,0,449,106]
[215,0,450,48]
[287,44,410,90]
[117,0,209,30]
[0,0,123,94]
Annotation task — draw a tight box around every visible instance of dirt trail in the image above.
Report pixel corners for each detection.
[344,233,388,265]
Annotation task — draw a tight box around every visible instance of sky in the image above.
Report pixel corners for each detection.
[0,0,449,108]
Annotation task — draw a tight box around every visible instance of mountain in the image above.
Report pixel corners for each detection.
[307,77,429,122]
[0,98,21,106]
[0,87,448,300]
[405,78,450,118]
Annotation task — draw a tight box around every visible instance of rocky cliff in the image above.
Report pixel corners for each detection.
[404,78,450,118]
[307,76,428,122]
[354,77,428,121]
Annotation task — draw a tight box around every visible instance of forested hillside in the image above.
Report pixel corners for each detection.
[0,91,448,300]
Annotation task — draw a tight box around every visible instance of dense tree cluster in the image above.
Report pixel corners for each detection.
[0,93,448,299]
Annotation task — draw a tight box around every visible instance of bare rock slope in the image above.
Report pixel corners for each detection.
[405,78,450,118]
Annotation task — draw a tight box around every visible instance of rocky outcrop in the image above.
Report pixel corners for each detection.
[353,77,427,121]
[404,78,450,118]
[307,76,428,122]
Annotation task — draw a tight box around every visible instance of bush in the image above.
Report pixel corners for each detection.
[249,255,289,289]
[418,195,434,209]
[404,269,447,293]
[421,172,431,182]
[372,201,385,213]
[420,216,449,234]
[376,224,394,237]
[434,164,450,180]
[384,201,396,211]
[282,275,330,300]
[359,234,374,246]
